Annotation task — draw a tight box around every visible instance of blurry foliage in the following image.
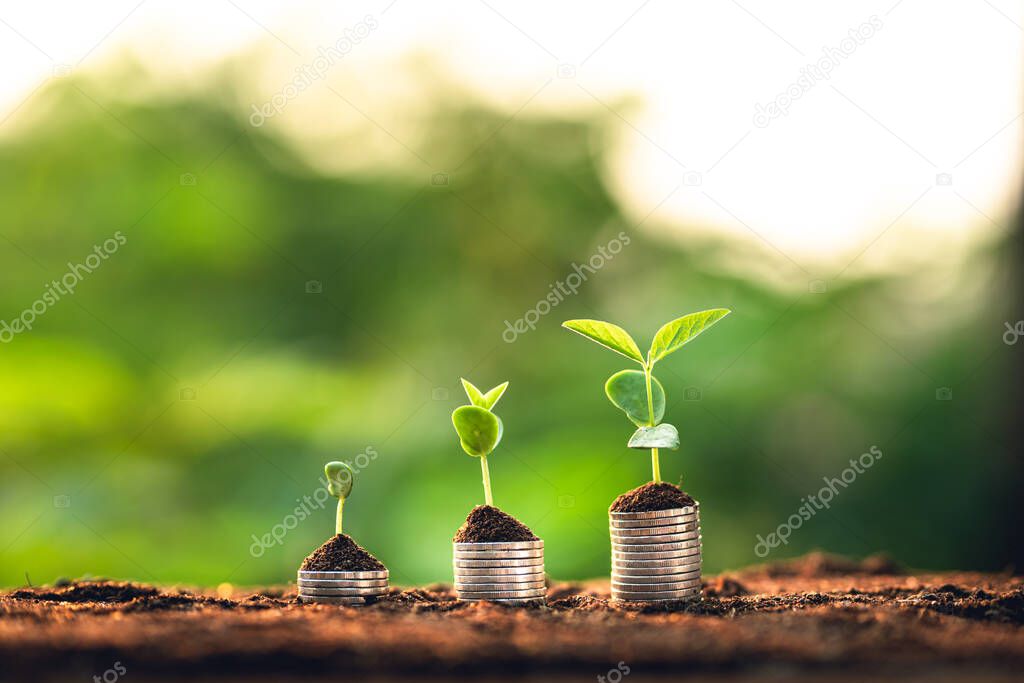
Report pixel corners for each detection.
[0,69,1016,587]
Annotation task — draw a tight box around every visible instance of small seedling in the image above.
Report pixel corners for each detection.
[451,378,509,506]
[562,309,730,483]
[324,461,355,535]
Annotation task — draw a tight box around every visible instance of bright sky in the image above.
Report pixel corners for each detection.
[1,0,1021,275]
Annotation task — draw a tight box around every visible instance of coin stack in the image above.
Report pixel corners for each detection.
[296,569,389,605]
[453,540,546,604]
[610,502,702,603]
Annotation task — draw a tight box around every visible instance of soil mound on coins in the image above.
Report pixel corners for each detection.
[453,505,538,542]
[300,534,385,571]
[610,482,695,513]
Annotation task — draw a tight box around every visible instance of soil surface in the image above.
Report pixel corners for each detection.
[453,505,538,542]
[2,552,1022,683]
[610,482,695,512]
[300,534,386,571]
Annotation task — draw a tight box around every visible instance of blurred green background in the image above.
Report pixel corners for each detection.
[0,64,1019,588]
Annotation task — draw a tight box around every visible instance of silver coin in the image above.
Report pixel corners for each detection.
[611,547,701,561]
[454,557,545,568]
[298,586,389,597]
[611,587,702,601]
[453,540,543,551]
[612,561,701,575]
[455,580,546,592]
[452,573,544,585]
[609,505,698,521]
[612,576,703,591]
[611,522,699,537]
[298,570,388,580]
[613,556,702,569]
[612,567,701,581]
[297,595,368,605]
[610,530,701,545]
[297,578,389,587]
[453,549,544,560]
[610,514,699,529]
[456,588,547,600]
[459,597,545,604]
[454,566,546,577]
[611,538,701,553]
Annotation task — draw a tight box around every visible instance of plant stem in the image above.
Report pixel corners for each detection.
[480,454,494,506]
[335,497,345,536]
[643,363,661,483]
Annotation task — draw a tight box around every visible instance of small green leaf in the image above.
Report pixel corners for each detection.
[452,405,503,456]
[481,381,509,410]
[605,370,665,426]
[649,309,731,364]
[562,319,645,364]
[460,378,486,407]
[324,461,354,499]
[627,424,680,449]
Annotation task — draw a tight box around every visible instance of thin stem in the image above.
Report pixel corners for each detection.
[643,363,661,483]
[480,454,494,507]
[335,497,345,536]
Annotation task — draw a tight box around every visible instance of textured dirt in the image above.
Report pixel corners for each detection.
[453,505,538,542]
[609,482,695,512]
[1,553,1022,682]
[300,534,386,571]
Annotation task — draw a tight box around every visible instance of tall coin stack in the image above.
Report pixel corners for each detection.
[297,569,389,605]
[610,502,702,603]
[453,540,546,604]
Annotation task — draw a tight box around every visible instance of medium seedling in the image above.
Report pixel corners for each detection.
[324,460,355,535]
[451,378,509,506]
[562,309,730,483]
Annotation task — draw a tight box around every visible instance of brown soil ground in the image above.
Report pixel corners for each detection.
[1,553,1022,683]
[300,534,386,571]
[453,505,538,542]
[609,482,695,512]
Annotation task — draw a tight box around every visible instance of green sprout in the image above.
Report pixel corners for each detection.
[324,460,355,535]
[562,309,730,483]
[451,378,509,506]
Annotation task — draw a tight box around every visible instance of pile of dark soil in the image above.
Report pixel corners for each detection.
[610,482,695,512]
[453,505,538,542]
[300,534,385,571]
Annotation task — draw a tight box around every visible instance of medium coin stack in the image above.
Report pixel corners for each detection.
[296,569,389,605]
[610,502,702,603]
[453,540,546,604]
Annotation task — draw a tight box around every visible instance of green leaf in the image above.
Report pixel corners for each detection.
[460,378,486,407]
[627,424,680,450]
[452,405,503,456]
[605,370,665,427]
[324,461,354,499]
[561,319,645,364]
[481,381,509,410]
[649,309,731,364]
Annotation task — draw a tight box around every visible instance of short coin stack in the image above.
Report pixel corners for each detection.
[610,502,702,603]
[297,569,389,605]
[453,540,546,604]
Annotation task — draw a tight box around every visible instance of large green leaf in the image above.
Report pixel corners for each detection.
[627,423,680,450]
[452,405,503,456]
[605,370,665,426]
[649,309,731,364]
[324,460,355,499]
[561,319,644,364]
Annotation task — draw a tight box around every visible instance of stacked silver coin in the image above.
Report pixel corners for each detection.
[297,569,389,605]
[610,503,702,603]
[453,540,546,604]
